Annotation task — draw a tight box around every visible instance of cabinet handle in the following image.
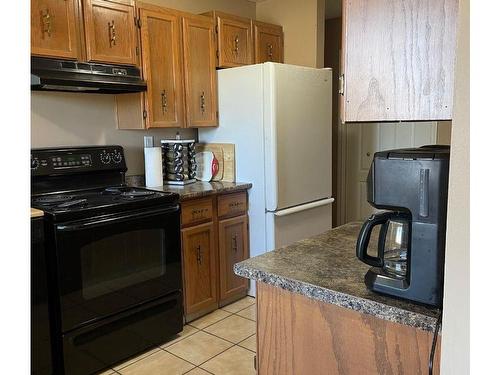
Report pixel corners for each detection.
[108,20,117,46]
[231,235,238,253]
[267,43,273,59]
[161,89,168,114]
[41,9,52,37]
[200,91,206,114]
[234,35,239,54]
[196,245,202,265]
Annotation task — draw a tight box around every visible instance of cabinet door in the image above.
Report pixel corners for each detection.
[31,0,80,59]
[182,222,218,315]
[216,14,253,67]
[253,21,283,64]
[83,0,137,65]
[139,8,184,128]
[218,215,249,302]
[181,16,218,127]
[341,0,458,122]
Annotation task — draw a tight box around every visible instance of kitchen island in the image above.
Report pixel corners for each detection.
[235,222,441,375]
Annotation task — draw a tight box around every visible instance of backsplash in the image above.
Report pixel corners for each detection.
[31,91,197,175]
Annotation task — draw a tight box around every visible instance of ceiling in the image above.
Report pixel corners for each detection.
[325,0,341,19]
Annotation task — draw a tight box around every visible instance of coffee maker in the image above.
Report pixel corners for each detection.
[356,145,450,306]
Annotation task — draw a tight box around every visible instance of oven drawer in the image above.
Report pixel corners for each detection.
[218,191,248,218]
[61,292,183,375]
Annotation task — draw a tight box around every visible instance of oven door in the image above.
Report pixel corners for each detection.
[53,205,181,332]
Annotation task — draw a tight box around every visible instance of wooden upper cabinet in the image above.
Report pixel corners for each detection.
[204,11,253,68]
[182,222,218,315]
[31,0,80,59]
[253,21,283,64]
[218,215,249,302]
[83,0,138,65]
[341,0,459,122]
[139,8,184,128]
[181,15,218,127]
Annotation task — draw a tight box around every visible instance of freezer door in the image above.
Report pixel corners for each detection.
[263,63,333,211]
[266,198,334,251]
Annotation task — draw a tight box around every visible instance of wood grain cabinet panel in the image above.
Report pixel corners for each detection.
[139,8,184,128]
[253,21,283,63]
[257,282,441,375]
[31,0,80,59]
[181,15,218,127]
[341,0,458,122]
[182,221,218,315]
[83,0,138,65]
[203,11,253,68]
[218,215,249,302]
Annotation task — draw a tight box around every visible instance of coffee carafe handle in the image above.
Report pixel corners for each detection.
[356,211,394,267]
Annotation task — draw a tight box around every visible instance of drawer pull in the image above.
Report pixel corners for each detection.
[196,245,202,265]
[108,20,117,46]
[41,9,52,37]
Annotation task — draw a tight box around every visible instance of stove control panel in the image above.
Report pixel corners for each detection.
[31,146,126,176]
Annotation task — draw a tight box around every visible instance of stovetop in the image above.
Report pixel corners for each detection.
[32,186,179,222]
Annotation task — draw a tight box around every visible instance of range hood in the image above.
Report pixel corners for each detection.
[31,57,147,94]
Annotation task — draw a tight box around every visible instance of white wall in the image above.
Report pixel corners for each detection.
[256,0,325,68]
[440,0,470,373]
[30,0,256,176]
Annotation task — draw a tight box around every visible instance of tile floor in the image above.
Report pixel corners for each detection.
[98,296,256,375]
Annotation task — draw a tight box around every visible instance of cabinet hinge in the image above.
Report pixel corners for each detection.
[135,46,139,56]
[143,110,147,119]
[338,74,345,96]
[215,24,218,34]
[135,17,142,28]
[254,355,257,370]
[216,110,219,119]
[216,50,219,59]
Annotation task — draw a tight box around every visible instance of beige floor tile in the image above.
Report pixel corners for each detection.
[184,368,212,375]
[160,324,199,348]
[236,304,256,321]
[238,334,256,352]
[119,350,194,375]
[97,370,116,375]
[201,345,256,375]
[113,347,161,371]
[189,309,232,330]
[166,331,232,366]
[203,315,255,344]
[220,296,255,313]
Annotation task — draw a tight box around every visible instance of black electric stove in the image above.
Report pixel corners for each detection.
[31,146,183,375]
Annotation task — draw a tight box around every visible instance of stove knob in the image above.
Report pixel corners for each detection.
[31,158,39,170]
[100,152,111,164]
[112,151,123,164]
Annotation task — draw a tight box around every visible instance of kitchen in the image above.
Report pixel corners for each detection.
[5,0,474,373]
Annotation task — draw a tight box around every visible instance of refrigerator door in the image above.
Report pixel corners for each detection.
[266,198,334,250]
[263,63,333,211]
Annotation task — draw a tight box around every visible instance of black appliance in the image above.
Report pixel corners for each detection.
[32,215,53,375]
[31,146,183,375]
[31,57,147,94]
[356,145,450,306]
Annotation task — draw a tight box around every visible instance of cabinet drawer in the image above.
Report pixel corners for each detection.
[218,192,247,218]
[181,198,213,227]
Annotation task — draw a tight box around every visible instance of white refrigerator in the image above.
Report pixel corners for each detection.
[199,63,333,296]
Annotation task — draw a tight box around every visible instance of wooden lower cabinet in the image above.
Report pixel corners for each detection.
[218,215,249,303]
[256,282,441,375]
[181,192,250,322]
[181,221,218,317]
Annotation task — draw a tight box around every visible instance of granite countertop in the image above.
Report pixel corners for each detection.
[234,222,441,332]
[145,181,252,201]
[31,208,44,218]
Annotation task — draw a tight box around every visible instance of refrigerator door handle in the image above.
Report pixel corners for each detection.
[273,198,335,217]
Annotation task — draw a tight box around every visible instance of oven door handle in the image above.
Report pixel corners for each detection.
[56,205,179,232]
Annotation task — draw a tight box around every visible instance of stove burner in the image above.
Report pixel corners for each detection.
[57,198,88,208]
[122,190,156,198]
[34,195,75,205]
[103,187,124,195]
